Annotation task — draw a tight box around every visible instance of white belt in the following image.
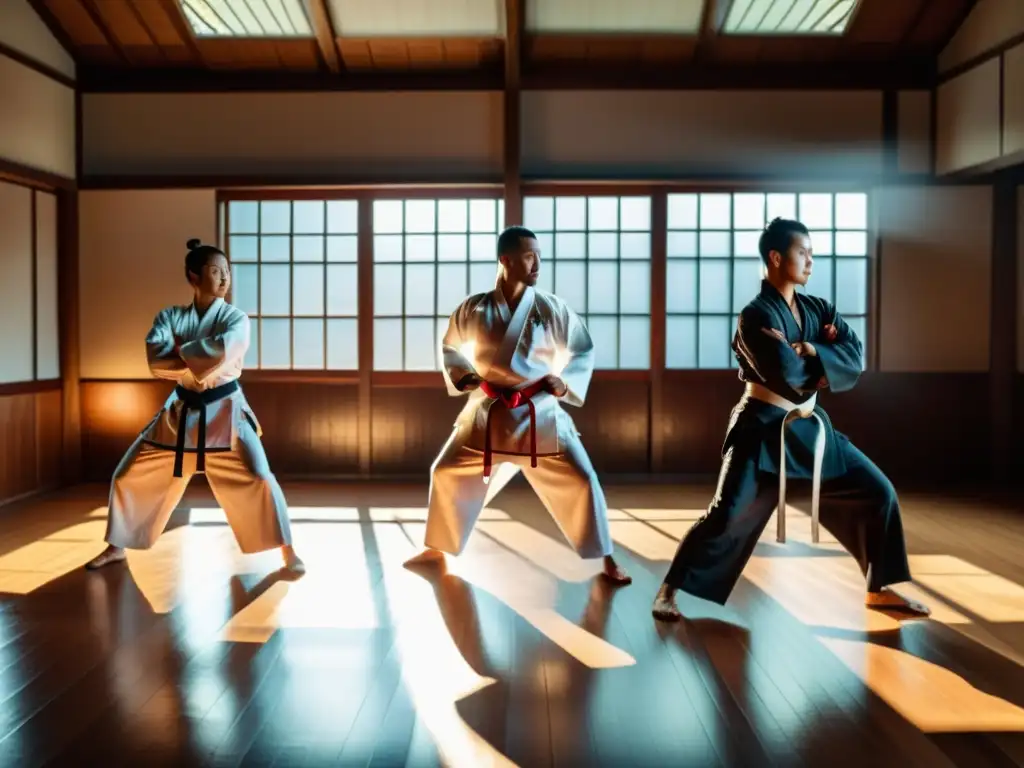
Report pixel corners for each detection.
[743,382,826,544]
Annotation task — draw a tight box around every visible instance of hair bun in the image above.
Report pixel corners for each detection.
[186,238,202,250]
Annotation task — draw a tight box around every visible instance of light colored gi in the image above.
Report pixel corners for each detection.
[425,284,613,559]
[104,298,292,553]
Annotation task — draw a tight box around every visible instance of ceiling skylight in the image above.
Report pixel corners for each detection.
[326,0,504,37]
[723,0,861,35]
[180,0,314,38]
[525,0,704,34]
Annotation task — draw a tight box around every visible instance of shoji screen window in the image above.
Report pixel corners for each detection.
[665,191,869,369]
[0,182,60,384]
[225,199,359,370]
[372,198,505,371]
[522,195,652,369]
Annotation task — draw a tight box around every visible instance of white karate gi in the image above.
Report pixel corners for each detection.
[425,284,613,559]
[104,298,293,554]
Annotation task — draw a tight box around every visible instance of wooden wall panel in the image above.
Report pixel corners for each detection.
[1016,375,1024,475]
[520,90,884,178]
[571,380,649,474]
[370,386,462,474]
[77,374,994,485]
[79,380,170,482]
[241,382,360,476]
[34,388,63,490]
[0,52,76,179]
[0,0,76,80]
[659,371,992,483]
[81,92,504,179]
[819,373,991,483]
[80,380,362,481]
[0,388,63,506]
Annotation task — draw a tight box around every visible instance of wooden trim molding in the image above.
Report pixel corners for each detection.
[58,188,81,483]
[0,43,75,89]
[0,158,75,193]
[76,60,935,94]
[0,380,61,397]
[989,175,1018,482]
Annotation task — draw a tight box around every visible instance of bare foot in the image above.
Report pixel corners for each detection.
[652,584,681,622]
[86,545,127,570]
[404,548,446,569]
[281,545,305,576]
[865,587,930,616]
[601,554,632,585]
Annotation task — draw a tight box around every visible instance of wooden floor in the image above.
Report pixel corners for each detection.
[1,479,1023,767]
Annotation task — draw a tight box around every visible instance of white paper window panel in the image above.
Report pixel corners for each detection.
[35,192,60,380]
[0,182,34,384]
[292,319,324,369]
[523,196,652,233]
[260,319,291,369]
[372,199,504,236]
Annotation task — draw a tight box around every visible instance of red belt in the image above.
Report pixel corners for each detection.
[479,380,546,481]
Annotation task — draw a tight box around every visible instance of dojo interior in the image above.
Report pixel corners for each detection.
[2,0,1024,765]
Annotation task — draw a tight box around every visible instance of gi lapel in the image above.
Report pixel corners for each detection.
[494,286,535,378]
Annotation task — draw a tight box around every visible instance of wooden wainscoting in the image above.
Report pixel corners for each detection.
[80,379,361,481]
[0,386,63,506]
[660,371,992,483]
[368,376,651,475]
[80,373,998,484]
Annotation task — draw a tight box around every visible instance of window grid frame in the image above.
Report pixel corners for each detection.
[217,184,874,380]
[371,196,506,372]
[665,190,870,371]
[222,197,361,371]
[524,194,653,370]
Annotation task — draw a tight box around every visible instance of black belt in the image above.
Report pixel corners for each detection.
[172,380,240,477]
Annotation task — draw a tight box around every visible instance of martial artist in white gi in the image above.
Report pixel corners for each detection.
[86,239,304,574]
[407,226,631,585]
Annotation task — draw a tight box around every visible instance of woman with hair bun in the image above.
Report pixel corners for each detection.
[86,239,304,575]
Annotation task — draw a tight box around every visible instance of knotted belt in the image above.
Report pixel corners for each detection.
[172,379,239,478]
[478,380,546,483]
[743,381,826,544]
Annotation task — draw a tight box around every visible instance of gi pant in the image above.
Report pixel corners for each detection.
[104,418,293,554]
[425,428,613,559]
[663,437,912,604]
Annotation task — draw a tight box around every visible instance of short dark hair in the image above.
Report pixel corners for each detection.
[757,217,809,267]
[184,238,226,282]
[497,226,536,258]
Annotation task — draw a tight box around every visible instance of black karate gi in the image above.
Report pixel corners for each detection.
[663,280,911,604]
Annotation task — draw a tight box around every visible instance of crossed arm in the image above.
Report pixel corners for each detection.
[736,304,863,398]
[146,309,250,384]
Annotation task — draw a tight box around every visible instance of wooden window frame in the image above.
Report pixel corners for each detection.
[216,181,878,387]
[660,186,874,372]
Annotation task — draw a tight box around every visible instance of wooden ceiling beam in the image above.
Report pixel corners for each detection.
[308,0,342,73]
[695,0,724,60]
[79,0,130,65]
[77,57,934,92]
[157,0,205,66]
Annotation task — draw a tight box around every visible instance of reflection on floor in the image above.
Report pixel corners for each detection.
[1,479,1024,766]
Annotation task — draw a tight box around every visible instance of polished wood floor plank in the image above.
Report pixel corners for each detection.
[0,481,1023,766]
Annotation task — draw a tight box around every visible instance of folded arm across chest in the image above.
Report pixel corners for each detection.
[811,305,863,393]
[735,307,825,401]
[146,309,188,381]
[178,311,250,384]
